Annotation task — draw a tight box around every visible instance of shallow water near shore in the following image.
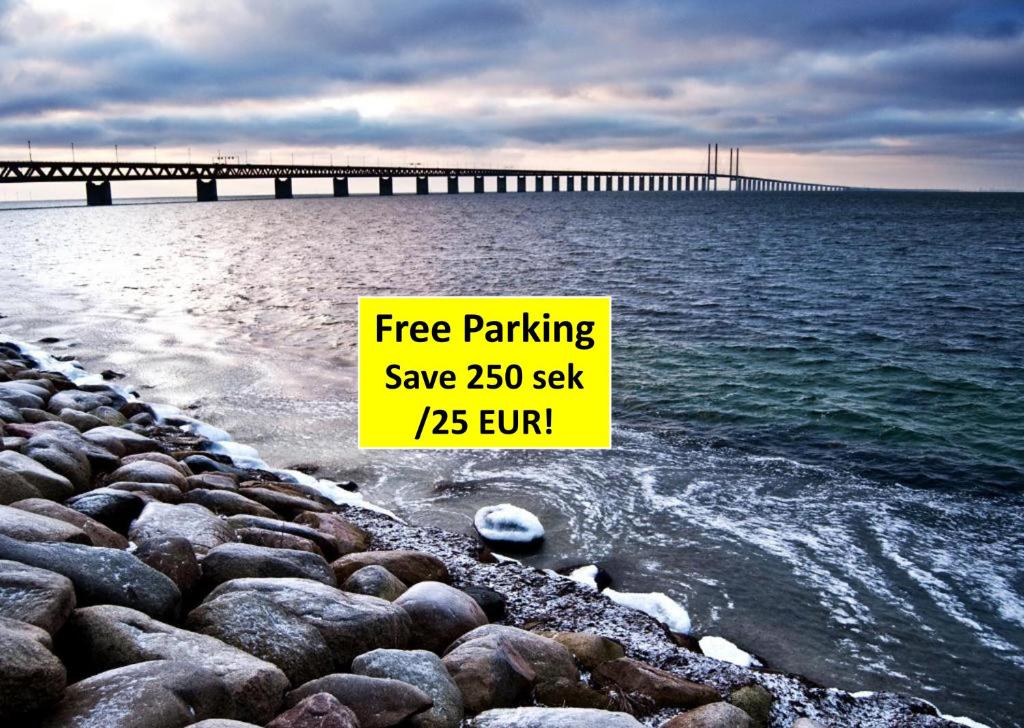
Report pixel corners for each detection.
[2,190,1023,726]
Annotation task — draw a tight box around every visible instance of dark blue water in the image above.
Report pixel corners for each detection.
[2,190,1022,726]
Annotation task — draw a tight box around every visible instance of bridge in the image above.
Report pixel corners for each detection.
[0,158,849,205]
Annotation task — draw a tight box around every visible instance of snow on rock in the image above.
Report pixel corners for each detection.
[474,504,544,544]
[941,715,990,728]
[568,564,601,589]
[698,635,759,667]
[604,588,692,635]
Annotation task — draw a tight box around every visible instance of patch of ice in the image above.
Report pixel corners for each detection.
[698,635,759,667]
[851,691,876,698]
[568,564,600,590]
[474,504,544,543]
[941,714,990,728]
[604,588,692,634]
[208,440,268,470]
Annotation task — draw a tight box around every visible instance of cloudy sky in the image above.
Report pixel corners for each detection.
[2,0,1023,192]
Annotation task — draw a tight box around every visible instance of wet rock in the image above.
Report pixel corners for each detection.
[446,625,579,692]
[134,536,202,595]
[0,559,76,633]
[546,632,626,671]
[129,502,236,555]
[184,454,255,479]
[353,648,463,728]
[0,616,66,720]
[21,407,60,423]
[293,511,370,555]
[267,692,360,728]
[47,389,118,415]
[61,604,289,724]
[22,433,94,491]
[342,565,407,600]
[0,385,46,409]
[237,486,328,519]
[461,585,507,621]
[332,549,451,585]
[395,581,489,653]
[9,498,128,548]
[0,465,42,503]
[441,630,535,713]
[201,577,411,669]
[187,489,278,518]
[0,398,26,423]
[236,526,324,555]
[90,406,128,427]
[228,515,342,558]
[0,450,74,500]
[0,534,180,621]
[3,436,28,450]
[286,674,433,728]
[592,658,719,710]
[39,659,233,728]
[0,503,91,543]
[187,590,334,685]
[728,684,772,727]
[108,460,188,488]
[66,487,147,533]
[201,543,336,588]
[660,702,753,728]
[187,472,240,490]
[122,451,191,476]
[472,707,643,727]
[59,409,105,432]
[83,426,159,456]
[107,480,185,503]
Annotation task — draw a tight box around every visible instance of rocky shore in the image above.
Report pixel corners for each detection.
[0,339,969,728]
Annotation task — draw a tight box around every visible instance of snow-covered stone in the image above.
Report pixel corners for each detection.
[474,504,544,544]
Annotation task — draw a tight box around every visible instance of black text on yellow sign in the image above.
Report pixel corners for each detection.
[358,296,611,448]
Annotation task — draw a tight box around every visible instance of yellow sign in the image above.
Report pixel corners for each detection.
[358,296,611,448]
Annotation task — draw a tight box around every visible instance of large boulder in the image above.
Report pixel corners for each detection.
[342,565,407,601]
[66,488,147,533]
[440,631,535,713]
[293,512,370,555]
[133,537,203,595]
[446,625,579,691]
[198,577,410,669]
[46,389,120,415]
[188,589,334,685]
[266,693,360,728]
[395,581,489,653]
[0,616,66,719]
[236,487,328,520]
[9,498,128,548]
[0,466,40,503]
[108,460,188,488]
[107,480,185,503]
[0,534,180,621]
[39,659,233,728]
[592,658,719,710]
[728,684,772,728]
[23,428,121,490]
[352,648,463,728]
[227,515,342,558]
[186,489,278,518]
[0,503,91,543]
[201,543,336,588]
[121,452,191,476]
[0,450,74,500]
[0,559,76,633]
[236,526,324,554]
[659,702,753,728]
[286,674,433,728]
[472,707,643,727]
[545,632,626,671]
[83,426,160,456]
[129,502,235,555]
[61,605,289,724]
[460,585,507,622]
[332,550,450,585]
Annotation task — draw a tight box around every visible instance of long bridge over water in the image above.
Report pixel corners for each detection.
[0,158,849,206]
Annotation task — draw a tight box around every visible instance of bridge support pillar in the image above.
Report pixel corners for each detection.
[474,176,485,193]
[274,178,293,199]
[497,176,507,193]
[605,175,612,190]
[85,180,112,206]
[415,176,429,195]
[334,177,350,196]
[448,176,459,194]
[517,176,527,192]
[567,175,575,192]
[658,176,664,191]
[702,176,708,191]
[581,175,589,191]
[628,176,635,191]
[535,175,544,192]
[379,176,393,195]
[196,178,218,202]
[615,175,622,191]
[552,176,560,192]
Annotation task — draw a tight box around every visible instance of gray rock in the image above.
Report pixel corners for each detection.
[22,433,93,491]
[186,488,278,518]
[332,550,451,585]
[236,526,325,555]
[9,498,128,548]
[0,450,74,500]
[0,386,45,409]
[446,625,579,690]
[728,684,772,728]
[59,409,106,432]
[0,398,26,423]
[0,534,180,621]
[0,616,66,720]
[201,543,336,588]
[472,707,643,727]
[266,692,360,728]
[21,407,60,423]
[461,585,507,622]
[0,463,45,503]
[292,511,370,555]
[39,659,233,728]
[108,460,188,487]
[129,502,235,555]
[107,480,185,503]
[47,389,116,414]
[91,406,128,427]
[441,631,536,713]
[0,559,76,633]
[353,648,463,728]
[83,426,160,456]
[286,674,433,728]
[395,581,489,654]
[235,486,328,519]
[227,515,344,558]
[0,503,90,543]
[133,536,202,594]
[66,487,147,533]
[62,604,289,724]
[121,452,191,476]
[660,702,753,728]
[202,577,411,669]
[342,565,407,600]
[187,590,334,685]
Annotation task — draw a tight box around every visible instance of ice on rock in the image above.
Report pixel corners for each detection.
[698,635,759,667]
[568,564,600,589]
[604,588,692,635]
[474,503,545,544]
[941,715,990,728]
[208,440,268,470]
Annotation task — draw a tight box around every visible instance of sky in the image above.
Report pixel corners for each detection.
[1,0,1023,197]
